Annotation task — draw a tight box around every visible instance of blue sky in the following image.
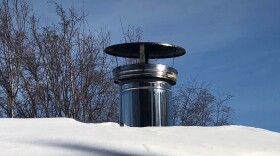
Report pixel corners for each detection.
[32,0,280,132]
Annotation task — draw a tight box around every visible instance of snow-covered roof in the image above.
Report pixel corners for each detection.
[1,118,279,156]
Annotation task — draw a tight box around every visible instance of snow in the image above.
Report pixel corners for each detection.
[0,118,280,156]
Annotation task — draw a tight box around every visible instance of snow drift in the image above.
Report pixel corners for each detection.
[0,118,279,156]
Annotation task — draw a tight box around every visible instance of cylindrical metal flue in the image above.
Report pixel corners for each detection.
[113,64,177,126]
[104,42,185,127]
[120,81,172,126]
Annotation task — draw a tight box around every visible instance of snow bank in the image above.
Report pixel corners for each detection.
[0,118,279,156]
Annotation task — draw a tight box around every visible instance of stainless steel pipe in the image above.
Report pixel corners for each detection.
[113,64,177,127]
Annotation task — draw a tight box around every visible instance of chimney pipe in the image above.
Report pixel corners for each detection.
[104,42,185,127]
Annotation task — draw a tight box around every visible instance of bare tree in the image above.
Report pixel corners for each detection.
[0,0,31,117]
[173,80,233,126]
[118,21,143,65]
[120,23,143,43]
[0,0,119,122]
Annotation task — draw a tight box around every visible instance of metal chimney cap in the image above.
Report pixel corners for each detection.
[104,42,186,59]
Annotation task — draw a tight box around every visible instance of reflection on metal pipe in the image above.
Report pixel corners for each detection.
[114,64,176,127]
[119,81,172,127]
